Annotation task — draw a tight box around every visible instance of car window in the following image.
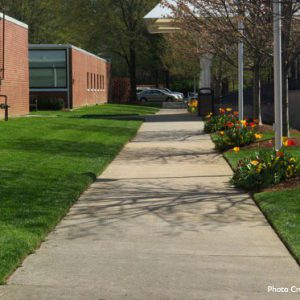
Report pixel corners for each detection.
[152,90,163,95]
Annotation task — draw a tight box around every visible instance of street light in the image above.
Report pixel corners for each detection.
[236,0,244,121]
[238,20,244,121]
[273,0,283,151]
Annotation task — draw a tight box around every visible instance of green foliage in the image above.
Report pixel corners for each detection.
[2,0,167,88]
[37,98,65,111]
[1,0,61,43]
[231,150,300,190]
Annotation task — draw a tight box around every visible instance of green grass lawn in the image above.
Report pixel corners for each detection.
[223,133,300,264]
[0,104,158,284]
[255,189,300,263]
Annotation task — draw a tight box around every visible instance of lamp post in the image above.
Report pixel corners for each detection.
[238,19,244,121]
[273,0,283,151]
[236,0,244,121]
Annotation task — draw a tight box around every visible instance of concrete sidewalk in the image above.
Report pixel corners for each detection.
[1,109,299,299]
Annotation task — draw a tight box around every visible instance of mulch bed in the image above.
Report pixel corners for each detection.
[243,137,300,150]
[263,176,300,192]
[258,125,300,135]
[242,138,300,150]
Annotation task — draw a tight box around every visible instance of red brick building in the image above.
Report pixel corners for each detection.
[0,13,29,118]
[29,45,111,109]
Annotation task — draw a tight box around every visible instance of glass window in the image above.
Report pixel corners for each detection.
[87,72,89,89]
[90,73,93,89]
[29,69,66,88]
[152,90,163,95]
[29,49,67,88]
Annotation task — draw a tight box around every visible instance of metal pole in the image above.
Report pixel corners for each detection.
[1,10,5,81]
[199,56,202,89]
[273,0,283,151]
[238,20,244,121]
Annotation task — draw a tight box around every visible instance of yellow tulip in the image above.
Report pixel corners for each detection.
[233,147,240,153]
[251,160,259,166]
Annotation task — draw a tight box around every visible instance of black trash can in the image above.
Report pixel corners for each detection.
[198,88,214,117]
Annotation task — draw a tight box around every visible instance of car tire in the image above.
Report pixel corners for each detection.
[140,97,147,103]
[166,97,173,102]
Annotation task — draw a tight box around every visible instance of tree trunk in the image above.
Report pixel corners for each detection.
[214,81,222,99]
[252,63,261,120]
[128,47,137,102]
[155,70,159,88]
[165,69,170,89]
[258,79,262,124]
[282,68,289,136]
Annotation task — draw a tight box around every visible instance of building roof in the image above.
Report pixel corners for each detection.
[144,1,174,19]
[0,12,28,29]
[29,44,110,63]
[144,1,180,34]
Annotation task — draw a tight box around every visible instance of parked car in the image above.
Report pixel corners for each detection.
[137,89,183,102]
[161,88,184,99]
[137,86,151,94]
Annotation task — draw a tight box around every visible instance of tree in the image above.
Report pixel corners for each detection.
[103,0,162,101]
[165,0,273,121]
[57,0,163,101]
[166,0,300,134]
[0,0,60,43]
[280,1,300,135]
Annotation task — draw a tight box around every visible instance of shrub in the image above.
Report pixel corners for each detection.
[37,98,65,110]
[214,125,258,151]
[204,108,238,133]
[231,150,300,190]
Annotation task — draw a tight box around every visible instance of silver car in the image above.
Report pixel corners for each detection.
[161,88,184,99]
[137,89,182,102]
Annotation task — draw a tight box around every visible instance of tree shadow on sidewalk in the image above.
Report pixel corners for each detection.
[58,177,266,241]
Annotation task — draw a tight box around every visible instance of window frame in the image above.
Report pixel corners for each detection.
[29,49,68,89]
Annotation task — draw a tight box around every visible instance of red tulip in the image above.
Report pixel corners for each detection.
[287,139,296,146]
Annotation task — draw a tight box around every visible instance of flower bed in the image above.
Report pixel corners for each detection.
[213,124,260,151]
[206,108,261,150]
[207,108,300,190]
[231,150,300,190]
[204,108,239,133]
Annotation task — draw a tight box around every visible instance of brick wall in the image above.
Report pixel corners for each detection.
[71,48,110,108]
[0,15,29,118]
